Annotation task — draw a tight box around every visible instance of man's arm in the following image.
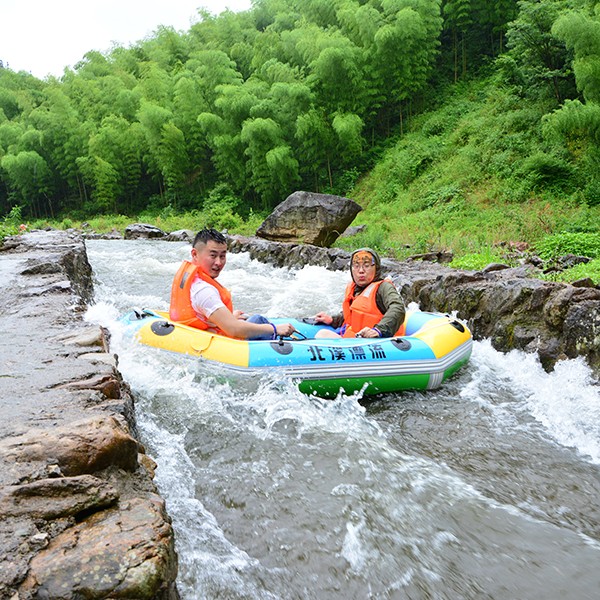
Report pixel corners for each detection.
[209,307,294,339]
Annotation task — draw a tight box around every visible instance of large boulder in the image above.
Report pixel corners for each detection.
[256,191,362,247]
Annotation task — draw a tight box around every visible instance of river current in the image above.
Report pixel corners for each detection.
[85,239,600,600]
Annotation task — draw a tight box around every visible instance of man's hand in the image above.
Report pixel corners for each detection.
[275,323,295,337]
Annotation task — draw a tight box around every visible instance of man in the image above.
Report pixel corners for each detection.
[314,247,405,338]
[170,228,295,340]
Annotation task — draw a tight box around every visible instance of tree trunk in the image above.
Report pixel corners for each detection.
[454,29,459,83]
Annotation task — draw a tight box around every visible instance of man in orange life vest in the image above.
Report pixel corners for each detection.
[170,228,296,340]
[313,247,405,339]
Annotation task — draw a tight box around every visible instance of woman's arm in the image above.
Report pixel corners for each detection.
[374,281,405,337]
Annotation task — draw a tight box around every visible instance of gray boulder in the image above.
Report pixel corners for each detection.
[165,229,195,242]
[256,191,362,247]
[124,223,167,240]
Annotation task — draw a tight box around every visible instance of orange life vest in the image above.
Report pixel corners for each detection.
[169,260,233,333]
[341,279,404,338]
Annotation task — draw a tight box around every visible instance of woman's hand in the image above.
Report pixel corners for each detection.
[313,312,333,325]
[356,327,380,338]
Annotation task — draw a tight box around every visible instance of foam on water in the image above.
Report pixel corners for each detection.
[462,339,600,464]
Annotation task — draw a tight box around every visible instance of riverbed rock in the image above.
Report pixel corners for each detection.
[256,191,362,247]
[0,230,178,600]
[0,415,140,477]
[19,495,177,600]
[124,223,168,240]
[0,475,119,519]
[165,229,195,242]
[227,233,352,270]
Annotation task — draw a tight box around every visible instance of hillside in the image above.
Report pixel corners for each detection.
[335,76,600,266]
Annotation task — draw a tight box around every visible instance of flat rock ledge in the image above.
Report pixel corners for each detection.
[0,230,178,600]
[226,234,600,377]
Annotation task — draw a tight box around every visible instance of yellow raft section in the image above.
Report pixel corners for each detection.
[136,310,251,366]
[403,312,468,359]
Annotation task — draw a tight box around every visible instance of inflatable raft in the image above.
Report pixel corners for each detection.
[120,308,472,398]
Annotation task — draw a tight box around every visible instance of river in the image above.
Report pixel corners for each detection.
[85,239,600,600]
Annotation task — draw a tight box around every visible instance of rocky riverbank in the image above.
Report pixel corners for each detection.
[0,230,178,599]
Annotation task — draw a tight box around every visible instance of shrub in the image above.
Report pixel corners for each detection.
[413,184,463,211]
[519,152,574,189]
[583,179,600,207]
[0,205,24,241]
[540,258,600,285]
[202,184,243,230]
[450,249,504,271]
[535,232,600,260]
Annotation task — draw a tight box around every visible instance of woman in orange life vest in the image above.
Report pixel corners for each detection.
[169,228,295,340]
[313,248,406,339]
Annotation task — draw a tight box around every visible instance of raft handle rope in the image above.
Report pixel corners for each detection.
[290,330,308,341]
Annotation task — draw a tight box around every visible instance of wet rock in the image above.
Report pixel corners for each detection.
[558,253,591,269]
[0,475,118,519]
[256,191,362,247]
[340,224,366,238]
[55,324,107,349]
[165,229,194,242]
[19,496,178,600]
[482,262,510,273]
[85,228,124,240]
[563,298,600,365]
[124,223,168,240]
[0,416,139,476]
[406,250,454,264]
[572,278,596,288]
[0,230,178,599]
[1,229,94,304]
[227,233,352,270]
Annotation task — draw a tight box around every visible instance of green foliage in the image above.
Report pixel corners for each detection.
[553,7,600,103]
[540,258,600,285]
[1,0,599,291]
[0,205,25,241]
[201,183,244,230]
[583,179,600,207]
[415,183,464,211]
[535,232,600,260]
[503,0,576,103]
[344,75,600,282]
[450,249,505,271]
[518,152,574,189]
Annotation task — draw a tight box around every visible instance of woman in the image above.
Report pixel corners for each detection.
[314,247,406,338]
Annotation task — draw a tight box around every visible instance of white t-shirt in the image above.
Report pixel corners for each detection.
[190,277,227,329]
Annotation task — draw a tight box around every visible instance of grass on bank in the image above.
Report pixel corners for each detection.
[2,79,599,284]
